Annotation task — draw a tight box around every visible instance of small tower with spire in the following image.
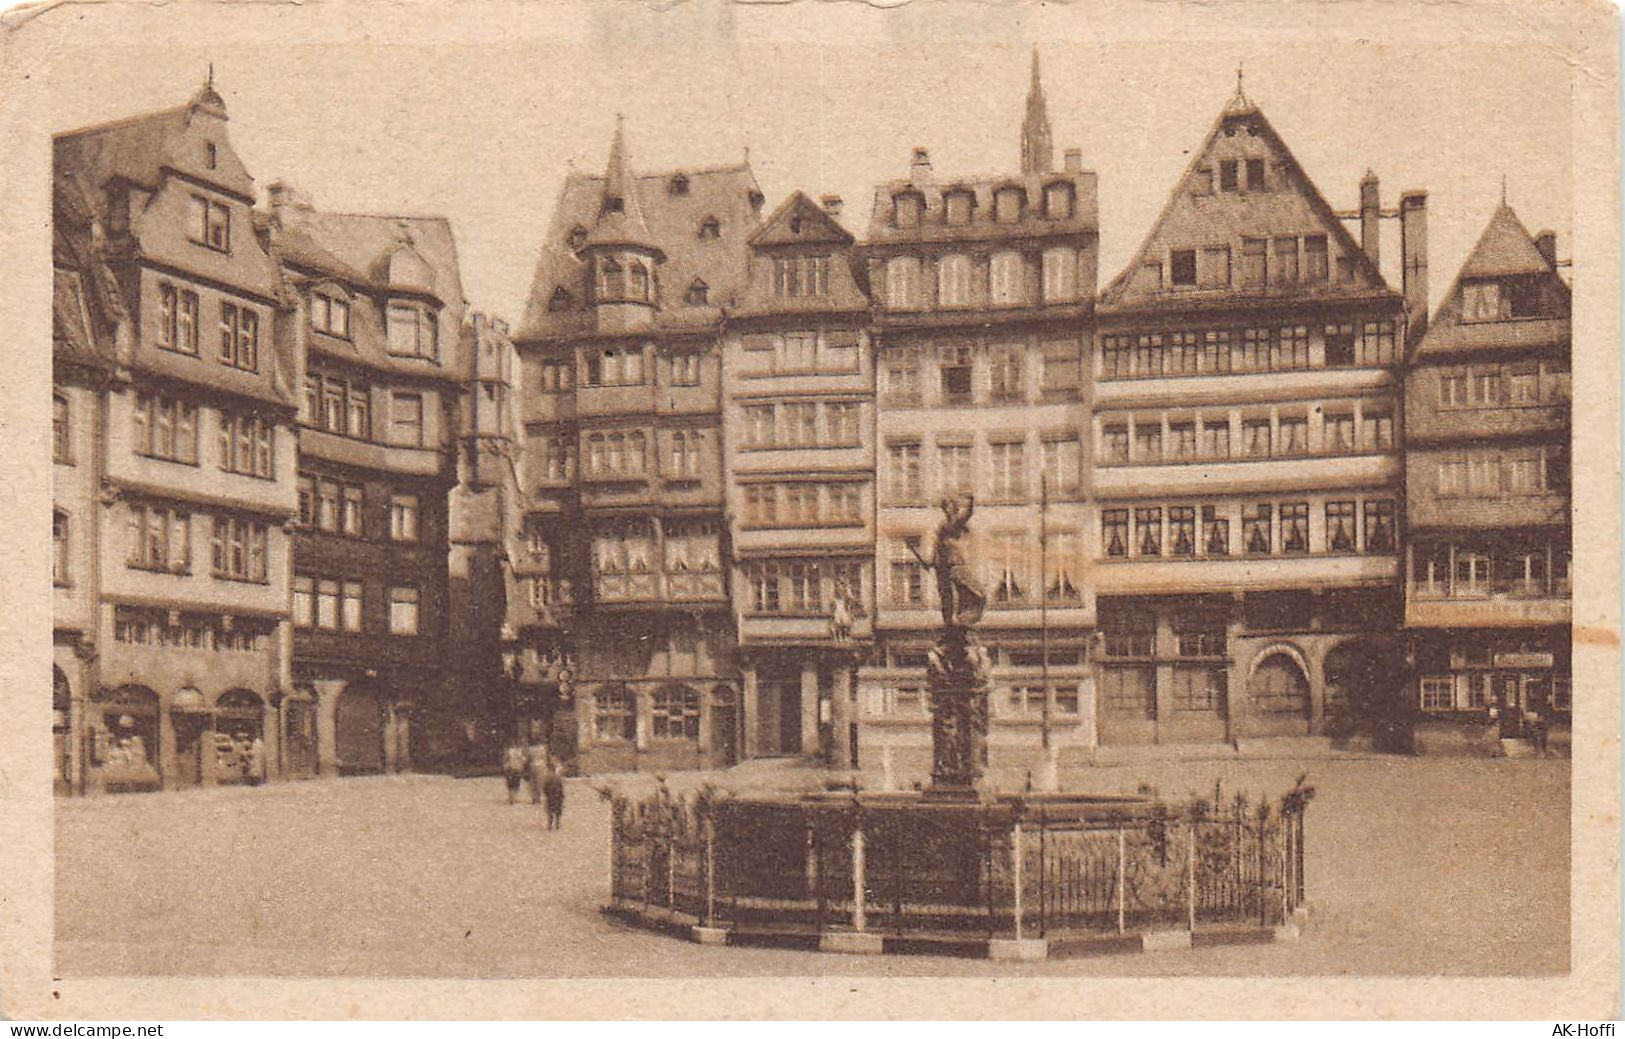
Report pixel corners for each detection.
[582,115,664,332]
[1020,47,1054,175]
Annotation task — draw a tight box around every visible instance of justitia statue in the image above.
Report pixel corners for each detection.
[913,493,992,793]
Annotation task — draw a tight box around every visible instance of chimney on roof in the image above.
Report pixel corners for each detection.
[1063,148,1082,173]
[910,148,932,185]
[1535,229,1558,267]
[1359,171,1381,271]
[1400,191,1429,336]
[820,195,844,219]
[266,180,311,218]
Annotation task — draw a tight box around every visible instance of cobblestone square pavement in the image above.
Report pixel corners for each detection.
[56,755,1569,977]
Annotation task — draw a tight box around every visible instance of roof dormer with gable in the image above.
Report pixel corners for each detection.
[1100,80,1397,315]
[732,191,870,319]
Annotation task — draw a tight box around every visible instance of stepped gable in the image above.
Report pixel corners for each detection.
[1413,201,1571,362]
[518,163,762,341]
[1099,86,1391,311]
[733,191,870,318]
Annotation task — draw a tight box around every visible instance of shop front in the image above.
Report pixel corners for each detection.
[92,684,162,793]
[1414,630,1571,731]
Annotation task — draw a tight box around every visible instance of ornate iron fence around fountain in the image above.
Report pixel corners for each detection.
[607,781,1311,945]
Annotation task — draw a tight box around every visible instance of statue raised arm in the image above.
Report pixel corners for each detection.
[932,493,985,629]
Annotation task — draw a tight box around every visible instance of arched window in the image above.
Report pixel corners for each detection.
[651,685,700,740]
[593,683,635,741]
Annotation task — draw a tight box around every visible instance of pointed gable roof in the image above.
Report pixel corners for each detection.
[1458,203,1555,279]
[748,191,854,248]
[583,116,662,256]
[1413,202,1570,362]
[1100,88,1392,311]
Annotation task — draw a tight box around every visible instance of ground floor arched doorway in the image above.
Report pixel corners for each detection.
[335,683,387,775]
[1249,651,1312,733]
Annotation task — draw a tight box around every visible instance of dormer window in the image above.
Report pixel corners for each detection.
[699,217,721,240]
[892,191,924,229]
[1043,182,1074,219]
[993,187,1026,224]
[311,292,351,337]
[205,142,218,169]
[790,216,803,235]
[668,174,690,196]
[1463,276,1548,322]
[603,195,625,215]
[568,226,588,251]
[685,279,709,306]
[944,190,975,226]
[548,287,573,312]
[386,302,439,361]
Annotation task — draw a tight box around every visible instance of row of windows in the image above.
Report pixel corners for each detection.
[1146,235,1355,293]
[155,283,260,372]
[1100,321,1396,380]
[743,559,864,615]
[592,522,721,575]
[292,576,420,635]
[772,254,832,298]
[591,684,703,743]
[740,482,864,528]
[295,477,420,541]
[1102,499,1396,559]
[882,248,1082,310]
[1460,276,1554,323]
[870,683,1083,719]
[1420,675,1570,713]
[1410,540,1572,599]
[739,330,860,377]
[112,607,269,653]
[1193,156,1272,196]
[739,400,861,449]
[132,393,275,473]
[889,181,1076,230]
[1436,361,1567,408]
[125,503,270,582]
[302,375,427,447]
[1434,447,1567,497]
[886,533,1082,608]
[881,339,1083,405]
[1099,407,1393,465]
[582,430,705,480]
[885,436,1082,502]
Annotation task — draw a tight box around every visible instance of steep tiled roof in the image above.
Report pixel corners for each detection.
[52,84,254,204]
[267,202,471,379]
[517,163,763,342]
[51,173,124,369]
[1100,93,1391,310]
[1458,204,1554,279]
[582,117,661,255]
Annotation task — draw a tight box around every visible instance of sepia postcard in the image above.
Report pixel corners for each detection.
[0,0,1618,1021]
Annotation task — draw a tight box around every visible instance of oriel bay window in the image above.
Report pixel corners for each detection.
[127,503,190,573]
[132,394,198,464]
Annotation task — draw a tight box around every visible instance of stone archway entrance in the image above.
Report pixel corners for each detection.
[1248,650,1312,736]
[335,682,387,775]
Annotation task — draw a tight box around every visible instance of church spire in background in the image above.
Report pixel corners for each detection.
[1020,47,1054,175]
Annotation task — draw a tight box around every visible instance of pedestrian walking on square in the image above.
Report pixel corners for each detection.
[525,739,548,805]
[502,743,526,805]
[543,767,565,830]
